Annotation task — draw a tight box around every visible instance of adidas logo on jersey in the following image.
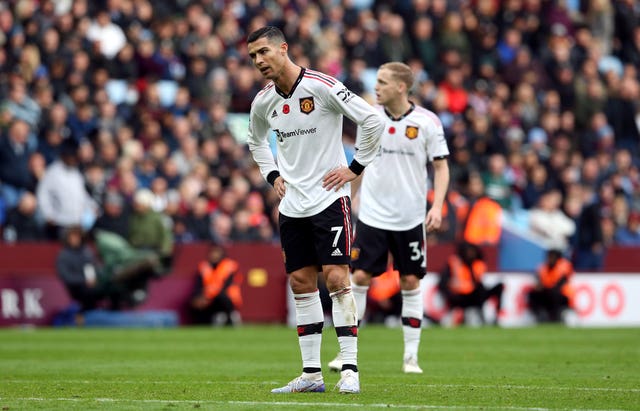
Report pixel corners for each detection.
[331,248,343,257]
[271,110,278,118]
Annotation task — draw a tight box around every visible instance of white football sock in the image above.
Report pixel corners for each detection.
[351,283,369,322]
[330,287,358,368]
[294,290,324,370]
[401,287,423,360]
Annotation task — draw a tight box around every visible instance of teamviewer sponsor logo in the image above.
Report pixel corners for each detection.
[273,127,318,143]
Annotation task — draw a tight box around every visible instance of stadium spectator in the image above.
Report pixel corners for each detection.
[189,242,242,326]
[2,191,44,242]
[438,241,504,326]
[1,78,41,132]
[246,26,384,394]
[329,62,449,375]
[56,225,109,311]
[528,188,576,251]
[182,194,213,242]
[37,103,70,164]
[128,188,174,277]
[92,191,131,239]
[0,119,36,209]
[36,138,97,240]
[210,212,233,245]
[85,9,126,60]
[614,211,640,246]
[528,249,575,324]
[573,184,607,270]
[482,153,513,210]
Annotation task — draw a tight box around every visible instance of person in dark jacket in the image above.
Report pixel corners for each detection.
[56,226,107,311]
[0,120,36,209]
[92,191,131,239]
[2,192,44,242]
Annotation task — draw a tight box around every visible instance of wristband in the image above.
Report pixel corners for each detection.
[348,160,365,176]
[266,170,281,187]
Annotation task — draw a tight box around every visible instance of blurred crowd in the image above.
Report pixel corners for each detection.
[0,0,639,270]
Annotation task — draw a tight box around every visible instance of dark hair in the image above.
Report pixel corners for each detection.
[60,138,79,157]
[247,26,285,44]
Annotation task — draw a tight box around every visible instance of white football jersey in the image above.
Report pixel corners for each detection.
[358,104,449,231]
[248,68,384,218]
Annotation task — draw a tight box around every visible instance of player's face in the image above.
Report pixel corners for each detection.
[247,37,287,81]
[375,68,402,106]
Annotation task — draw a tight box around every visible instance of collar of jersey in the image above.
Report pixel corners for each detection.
[275,67,306,99]
[384,102,415,121]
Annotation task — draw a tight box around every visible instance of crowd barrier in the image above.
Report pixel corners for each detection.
[0,243,638,327]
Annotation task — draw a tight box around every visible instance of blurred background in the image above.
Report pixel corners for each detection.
[0,0,638,328]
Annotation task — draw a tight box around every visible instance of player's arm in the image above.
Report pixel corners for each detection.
[336,88,384,172]
[425,112,450,232]
[350,172,363,200]
[247,105,286,198]
[323,83,384,191]
[426,158,449,232]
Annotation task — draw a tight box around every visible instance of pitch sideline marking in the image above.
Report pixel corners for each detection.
[0,397,631,411]
[4,380,640,393]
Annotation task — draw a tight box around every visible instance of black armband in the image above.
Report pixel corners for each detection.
[348,159,365,176]
[266,170,281,187]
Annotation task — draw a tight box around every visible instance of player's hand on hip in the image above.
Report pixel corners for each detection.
[425,209,442,232]
[274,176,286,199]
[323,167,356,191]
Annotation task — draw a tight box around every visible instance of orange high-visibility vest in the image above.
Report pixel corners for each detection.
[369,268,401,302]
[447,255,487,295]
[537,258,574,304]
[198,258,243,308]
[463,197,502,245]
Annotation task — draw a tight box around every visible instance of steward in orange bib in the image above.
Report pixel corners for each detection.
[528,249,574,323]
[190,243,243,326]
[366,265,402,323]
[438,241,504,325]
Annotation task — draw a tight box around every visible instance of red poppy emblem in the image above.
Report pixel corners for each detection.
[283,104,290,114]
[389,127,396,134]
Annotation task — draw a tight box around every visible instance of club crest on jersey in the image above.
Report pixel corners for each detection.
[405,126,419,139]
[299,97,315,114]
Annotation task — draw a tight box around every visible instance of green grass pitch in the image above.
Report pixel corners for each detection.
[1,325,638,410]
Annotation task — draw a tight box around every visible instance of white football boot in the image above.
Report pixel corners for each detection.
[335,369,360,394]
[402,356,423,374]
[271,372,325,393]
